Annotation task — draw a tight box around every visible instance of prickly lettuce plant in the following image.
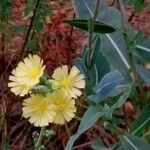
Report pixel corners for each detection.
[65,0,150,149]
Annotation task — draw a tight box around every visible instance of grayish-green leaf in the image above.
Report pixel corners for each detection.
[65,105,102,150]
[121,134,150,150]
[88,71,124,103]
[73,0,123,29]
[137,65,150,84]
[112,84,131,109]
[131,103,150,135]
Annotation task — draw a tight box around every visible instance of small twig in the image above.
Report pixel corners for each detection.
[128,12,135,22]
[65,123,70,137]
[123,104,130,131]
[20,0,41,58]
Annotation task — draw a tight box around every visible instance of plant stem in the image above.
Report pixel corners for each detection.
[118,0,137,82]
[20,0,41,58]
[88,0,101,69]
[123,104,130,131]
[35,126,45,149]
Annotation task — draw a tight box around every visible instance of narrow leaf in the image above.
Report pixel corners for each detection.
[65,105,102,150]
[64,19,115,33]
[121,134,150,150]
[137,65,150,84]
[131,103,150,135]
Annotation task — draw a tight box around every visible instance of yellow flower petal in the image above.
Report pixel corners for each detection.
[22,94,55,127]
[51,65,85,98]
[46,90,76,125]
[8,55,45,96]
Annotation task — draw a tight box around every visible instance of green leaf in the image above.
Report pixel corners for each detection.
[73,0,123,29]
[65,105,102,150]
[100,32,131,82]
[91,36,101,65]
[64,19,115,33]
[88,71,124,103]
[13,25,28,33]
[73,58,87,76]
[92,139,111,150]
[95,52,110,82]
[32,85,50,95]
[135,38,150,63]
[125,0,147,12]
[27,39,38,53]
[131,103,150,135]
[121,134,150,150]
[137,65,150,84]
[111,84,131,109]
[72,0,131,81]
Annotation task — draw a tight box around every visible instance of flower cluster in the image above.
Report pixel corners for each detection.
[8,55,85,127]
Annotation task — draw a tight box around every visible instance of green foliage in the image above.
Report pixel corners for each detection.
[64,19,116,33]
[32,75,54,96]
[65,105,102,150]
[131,103,150,135]
[125,0,147,12]
[137,65,150,84]
[66,0,150,149]
[121,134,150,150]
[88,71,124,103]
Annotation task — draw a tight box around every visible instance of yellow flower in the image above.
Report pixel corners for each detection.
[8,55,45,96]
[22,94,55,127]
[46,90,76,125]
[51,65,85,98]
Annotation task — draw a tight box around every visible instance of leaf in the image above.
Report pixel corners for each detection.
[13,25,28,33]
[73,58,87,76]
[88,71,124,103]
[73,0,131,81]
[92,139,111,150]
[130,103,150,135]
[89,64,99,86]
[108,84,128,97]
[64,19,115,33]
[111,84,131,109]
[137,65,150,84]
[27,39,38,53]
[125,0,147,12]
[135,38,150,63]
[91,36,101,65]
[65,105,102,150]
[121,134,150,150]
[73,0,123,29]
[101,32,131,81]
[94,52,110,82]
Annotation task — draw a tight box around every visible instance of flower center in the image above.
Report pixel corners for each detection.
[29,68,39,79]
[60,78,72,89]
[36,101,47,112]
[55,99,66,111]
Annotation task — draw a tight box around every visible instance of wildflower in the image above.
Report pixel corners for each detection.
[51,65,85,98]
[8,55,45,96]
[46,90,76,125]
[22,94,55,127]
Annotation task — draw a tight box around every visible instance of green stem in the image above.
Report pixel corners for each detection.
[35,127,45,149]
[118,0,137,82]
[88,0,101,69]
